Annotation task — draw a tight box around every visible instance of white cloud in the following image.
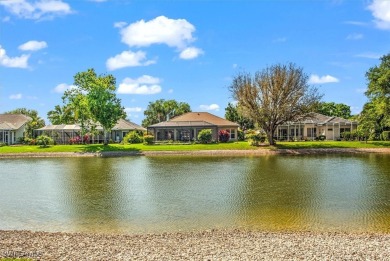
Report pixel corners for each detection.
[2,16,11,22]
[118,75,162,95]
[125,107,143,113]
[344,21,368,26]
[0,45,29,68]
[346,33,363,40]
[53,83,75,93]
[273,37,287,43]
[120,15,196,49]
[18,40,47,51]
[200,104,220,111]
[308,74,339,84]
[355,52,381,59]
[168,88,173,93]
[9,93,22,99]
[114,21,127,28]
[106,50,156,71]
[368,0,390,29]
[179,47,204,60]
[0,0,72,20]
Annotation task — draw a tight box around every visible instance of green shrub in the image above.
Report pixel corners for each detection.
[124,131,143,144]
[382,131,390,141]
[143,134,154,145]
[24,137,36,145]
[197,129,213,143]
[237,129,245,141]
[246,131,266,146]
[0,142,6,147]
[318,135,326,141]
[36,135,54,147]
[341,131,351,141]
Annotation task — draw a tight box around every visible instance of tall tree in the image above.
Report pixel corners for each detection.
[359,53,390,138]
[225,102,254,130]
[142,99,191,127]
[229,63,322,145]
[5,108,45,138]
[47,104,75,125]
[316,102,351,119]
[62,68,126,143]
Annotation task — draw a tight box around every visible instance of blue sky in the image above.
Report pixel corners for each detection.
[1,0,389,125]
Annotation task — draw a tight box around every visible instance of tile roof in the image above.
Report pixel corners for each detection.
[0,114,31,130]
[149,112,239,128]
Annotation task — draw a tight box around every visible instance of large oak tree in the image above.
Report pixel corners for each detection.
[142,99,191,127]
[229,63,322,145]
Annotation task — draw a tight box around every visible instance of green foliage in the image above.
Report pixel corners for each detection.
[237,129,245,141]
[47,104,75,125]
[143,134,155,145]
[224,102,254,130]
[197,129,213,143]
[359,54,390,139]
[23,137,36,145]
[5,108,45,138]
[382,131,390,141]
[246,131,267,146]
[229,63,322,145]
[316,102,351,119]
[124,131,143,144]
[142,99,191,127]
[318,135,326,141]
[0,142,6,147]
[36,135,54,147]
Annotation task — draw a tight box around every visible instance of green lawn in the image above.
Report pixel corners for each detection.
[0,141,389,154]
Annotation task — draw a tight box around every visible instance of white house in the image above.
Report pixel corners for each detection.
[0,114,32,145]
[275,113,358,141]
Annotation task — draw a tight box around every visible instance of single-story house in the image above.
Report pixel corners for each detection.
[147,112,239,142]
[36,118,146,144]
[0,114,32,145]
[275,113,358,141]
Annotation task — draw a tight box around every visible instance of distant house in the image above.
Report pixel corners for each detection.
[275,113,358,141]
[36,118,146,144]
[147,112,239,142]
[0,114,32,145]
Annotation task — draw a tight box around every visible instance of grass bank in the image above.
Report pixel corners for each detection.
[0,141,389,154]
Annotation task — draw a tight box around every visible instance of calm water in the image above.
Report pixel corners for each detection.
[0,155,390,234]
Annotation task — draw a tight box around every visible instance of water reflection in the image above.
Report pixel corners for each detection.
[0,154,390,233]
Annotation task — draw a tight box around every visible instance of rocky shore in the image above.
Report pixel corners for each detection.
[1,229,390,260]
[0,147,389,158]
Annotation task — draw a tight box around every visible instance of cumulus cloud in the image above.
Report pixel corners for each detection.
[114,21,127,28]
[0,45,29,68]
[0,0,72,20]
[53,83,75,93]
[106,50,156,71]
[368,0,390,29]
[200,104,220,111]
[120,16,196,49]
[18,40,47,51]
[118,75,162,95]
[179,47,204,59]
[9,93,22,99]
[308,74,339,84]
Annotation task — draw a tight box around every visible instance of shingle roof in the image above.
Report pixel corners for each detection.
[149,121,215,128]
[112,119,146,131]
[161,112,239,127]
[287,113,356,125]
[0,114,31,130]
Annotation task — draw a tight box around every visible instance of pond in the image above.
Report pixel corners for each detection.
[1,154,390,234]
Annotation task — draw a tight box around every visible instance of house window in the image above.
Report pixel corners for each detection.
[328,128,333,131]
[230,129,235,139]
[340,128,351,133]
[307,128,317,138]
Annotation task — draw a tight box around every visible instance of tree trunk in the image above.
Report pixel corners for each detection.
[104,129,108,146]
[267,130,275,146]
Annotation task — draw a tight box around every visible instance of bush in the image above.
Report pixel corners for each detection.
[341,131,351,141]
[69,136,82,145]
[382,131,390,141]
[143,134,154,145]
[24,137,36,145]
[125,131,143,144]
[318,135,326,141]
[218,130,230,143]
[197,129,213,144]
[0,142,6,147]
[246,131,267,146]
[237,129,245,141]
[36,135,54,147]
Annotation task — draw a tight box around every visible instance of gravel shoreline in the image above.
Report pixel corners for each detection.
[0,147,389,158]
[1,229,390,260]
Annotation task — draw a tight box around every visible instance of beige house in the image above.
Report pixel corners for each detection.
[0,114,32,145]
[275,113,358,141]
[147,112,239,142]
[36,118,145,144]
